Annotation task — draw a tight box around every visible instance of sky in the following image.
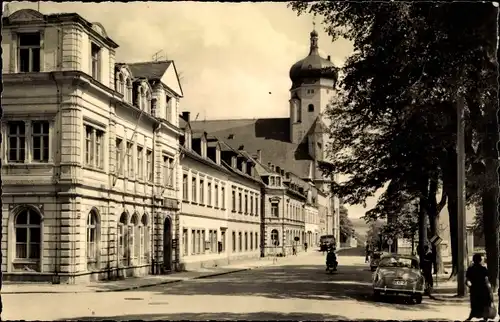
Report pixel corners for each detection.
[6,2,379,221]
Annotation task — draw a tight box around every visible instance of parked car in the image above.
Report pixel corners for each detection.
[370,251,384,271]
[372,253,425,304]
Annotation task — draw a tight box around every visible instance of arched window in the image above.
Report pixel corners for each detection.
[118,73,125,94]
[126,78,132,103]
[151,98,158,117]
[297,104,302,123]
[86,210,100,270]
[130,213,139,264]
[137,87,144,110]
[15,208,41,260]
[145,91,151,114]
[308,104,314,112]
[118,212,128,266]
[141,214,150,262]
[270,229,279,246]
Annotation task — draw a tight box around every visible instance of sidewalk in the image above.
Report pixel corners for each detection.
[2,252,311,295]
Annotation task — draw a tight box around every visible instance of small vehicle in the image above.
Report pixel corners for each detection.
[372,253,425,304]
[370,251,384,271]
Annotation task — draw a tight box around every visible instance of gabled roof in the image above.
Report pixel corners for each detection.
[191,118,313,179]
[128,61,172,80]
[128,60,184,97]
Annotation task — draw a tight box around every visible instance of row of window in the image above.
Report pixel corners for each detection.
[6,120,49,163]
[231,189,260,216]
[13,33,174,122]
[269,229,307,245]
[12,208,151,272]
[182,174,228,209]
[231,231,260,253]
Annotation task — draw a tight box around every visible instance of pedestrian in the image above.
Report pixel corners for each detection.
[365,242,370,263]
[421,245,434,295]
[292,246,297,255]
[304,242,308,252]
[466,253,496,321]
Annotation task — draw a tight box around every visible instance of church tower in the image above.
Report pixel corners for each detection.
[288,27,338,148]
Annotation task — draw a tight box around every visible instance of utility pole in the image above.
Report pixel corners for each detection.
[456,95,467,297]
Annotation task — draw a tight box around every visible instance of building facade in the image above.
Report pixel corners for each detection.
[1,9,183,282]
[191,27,341,247]
[178,113,262,270]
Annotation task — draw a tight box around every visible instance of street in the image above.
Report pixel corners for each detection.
[3,248,471,321]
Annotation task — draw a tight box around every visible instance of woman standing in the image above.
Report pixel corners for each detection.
[466,253,495,321]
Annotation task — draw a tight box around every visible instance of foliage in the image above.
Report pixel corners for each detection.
[339,205,355,238]
[365,220,384,249]
[288,1,498,280]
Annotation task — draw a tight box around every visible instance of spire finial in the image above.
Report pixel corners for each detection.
[312,15,316,31]
[309,16,319,55]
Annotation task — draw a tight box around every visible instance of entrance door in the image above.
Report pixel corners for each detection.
[163,218,172,272]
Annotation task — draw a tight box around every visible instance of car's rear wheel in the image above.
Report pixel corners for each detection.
[373,290,381,301]
[412,294,422,304]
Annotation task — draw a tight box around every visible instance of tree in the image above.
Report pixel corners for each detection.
[339,205,355,241]
[289,1,498,286]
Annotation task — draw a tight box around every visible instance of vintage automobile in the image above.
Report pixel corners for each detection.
[370,251,384,271]
[372,253,425,304]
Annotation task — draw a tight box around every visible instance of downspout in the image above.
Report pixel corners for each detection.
[50,71,62,284]
[49,22,63,283]
[151,122,160,274]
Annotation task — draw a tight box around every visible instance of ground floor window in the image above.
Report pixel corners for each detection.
[232,231,236,252]
[14,208,42,261]
[221,230,226,252]
[238,232,242,252]
[183,229,188,256]
[271,229,279,246]
[244,232,248,251]
[250,232,253,250]
[191,229,196,254]
[255,232,258,249]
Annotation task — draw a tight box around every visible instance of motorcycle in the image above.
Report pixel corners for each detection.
[326,260,338,273]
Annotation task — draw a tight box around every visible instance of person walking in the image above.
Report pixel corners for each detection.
[365,242,371,263]
[466,253,495,321]
[304,242,308,252]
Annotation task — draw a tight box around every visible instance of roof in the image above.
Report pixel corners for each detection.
[178,116,188,130]
[191,118,313,179]
[128,61,172,80]
[3,9,119,48]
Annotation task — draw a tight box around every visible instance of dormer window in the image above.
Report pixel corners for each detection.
[270,176,275,186]
[116,73,125,94]
[166,95,172,122]
[145,91,151,113]
[276,177,281,186]
[231,156,237,168]
[241,161,247,173]
[126,78,132,103]
[137,87,145,110]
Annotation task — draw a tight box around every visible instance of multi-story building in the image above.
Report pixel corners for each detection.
[1,9,182,283]
[178,113,262,269]
[191,27,341,247]
[237,151,320,256]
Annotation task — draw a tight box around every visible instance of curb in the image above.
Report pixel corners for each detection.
[2,265,266,295]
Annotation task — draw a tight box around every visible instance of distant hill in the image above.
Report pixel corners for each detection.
[351,218,370,238]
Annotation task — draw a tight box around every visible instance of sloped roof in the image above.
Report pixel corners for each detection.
[178,116,188,130]
[128,61,172,80]
[191,118,313,179]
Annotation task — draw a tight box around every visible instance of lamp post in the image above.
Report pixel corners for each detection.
[456,95,467,297]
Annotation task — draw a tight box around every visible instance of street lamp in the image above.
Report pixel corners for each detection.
[456,95,467,297]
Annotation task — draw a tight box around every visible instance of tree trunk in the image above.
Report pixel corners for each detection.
[418,176,429,263]
[482,188,498,290]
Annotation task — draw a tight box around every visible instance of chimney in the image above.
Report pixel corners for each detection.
[268,162,272,169]
[281,169,285,176]
[238,145,244,151]
[276,166,281,174]
[271,164,275,172]
[256,150,261,162]
[182,111,190,122]
[327,55,331,61]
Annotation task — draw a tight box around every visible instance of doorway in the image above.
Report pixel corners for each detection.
[163,217,172,272]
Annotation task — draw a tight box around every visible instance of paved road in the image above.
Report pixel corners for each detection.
[3,250,471,321]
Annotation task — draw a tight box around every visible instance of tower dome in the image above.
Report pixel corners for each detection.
[289,28,338,90]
